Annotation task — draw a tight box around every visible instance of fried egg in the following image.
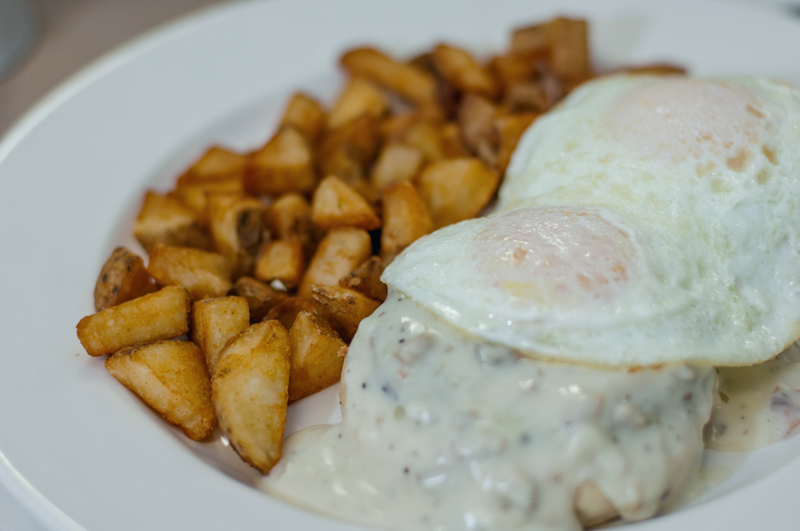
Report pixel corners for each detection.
[384,75,800,367]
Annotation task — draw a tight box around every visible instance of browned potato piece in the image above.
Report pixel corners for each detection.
[380,111,419,142]
[207,194,267,279]
[319,113,380,171]
[106,341,215,441]
[289,311,347,402]
[503,81,550,114]
[403,120,445,163]
[340,47,438,105]
[547,18,590,81]
[147,244,232,301]
[327,77,389,131]
[254,239,306,289]
[94,247,157,311]
[490,54,537,88]
[617,63,686,76]
[495,113,538,174]
[212,320,290,473]
[77,286,190,357]
[458,94,498,167]
[417,158,499,228]
[433,44,499,99]
[299,227,372,297]
[339,256,387,302]
[381,181,434,260]
[311,176,381,231]
[310,285,380,341]
[134,191,212,253]
[244,127,316,196]
[265,296,322,331]
[177,146,247,186]
[266,193,320,258]
[370,143,425,191]
[439,122,471,159]
[191,296,250,372]
[280,93,327,143]
[231,276,289,323]
[510,23,549,59]
[169,177,244,226]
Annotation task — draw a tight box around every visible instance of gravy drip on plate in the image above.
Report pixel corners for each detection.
[262,293,715,530]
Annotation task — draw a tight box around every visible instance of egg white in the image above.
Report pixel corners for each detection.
[384,75,800,367]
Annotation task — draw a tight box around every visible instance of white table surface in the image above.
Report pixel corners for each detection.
[0,0,797,529]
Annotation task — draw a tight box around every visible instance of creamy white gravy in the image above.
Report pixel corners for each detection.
[706,343,800,452]
[262,293,715,530]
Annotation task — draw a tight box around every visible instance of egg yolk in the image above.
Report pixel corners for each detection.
[474,207,638,309]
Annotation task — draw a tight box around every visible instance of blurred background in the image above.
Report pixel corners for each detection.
[0,0,798,529]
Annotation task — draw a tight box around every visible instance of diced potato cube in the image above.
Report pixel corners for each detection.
[495,113,538,175]
[417,158,499,228]
[510,23,549,59]
[402,120,445,163]
[310,285,380,341]
[280,93,327,143]
[380,181,434,260]
[212,320,290,473]
[147,244,232,301]
[207,194,267,279]
[231,276,289,323]
[458,94,498,167]
[265,193,320,259]
[380,111,419,142]
[244,127,317,196]
[299,227,372,297]
[439,122,471,159]
[254,239,306,289]
[547,18,590,81]
[503,81,550,113]
[370,143,425,191]
[177,146,247,186]
[134,191,212,253]
[490,54,537,88]
[319,113,379,170]
[289,311,347,402]
[327,77,389,131]
[169,177,244,226]
[77,286,190,357]
[339,256,388,302]
[433,44,499,99]
[106,340,216,441]
[340,47,438,105]
[265,296,322,331]
[94,247,157,311]
[311,176,381,231]
[191,296,250,372]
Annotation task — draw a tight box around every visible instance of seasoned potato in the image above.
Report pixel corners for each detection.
[509,23,550,59]
[177,146,247,186]
[94,247,157,311]
[212,320,291,473]
[191,296,250,372]
[490,54,537,88]
[311,176,381,231]
[340,47,438,105]
[439,122,471,159]
[231,276,289,323]
[547,17,590,81]
[289,311,347,402]
[495,113,539,174]
[207,194,267,279]
[417,158,499,228]
[402,120,445,163]
[380,111,419,142]
[299,227,372,297]
[77,286,190,357]
[339,256,388,302]
[169,177,244,226]
[327,77,389,131]
[244,127,317,196]
[503,81,550,114]
[134,191,212,253]
[147,244,232,301]
[254,239,306,289]
[264,296,322,331]
[106,340,216,441]
[280,93,327,143]
[265,193,320,259]
[433,44,499,99]
[310,285,380,341]
[370,143,425,191]
[458,94,498,167]
[380,181,434,260]
[319,113,380,171]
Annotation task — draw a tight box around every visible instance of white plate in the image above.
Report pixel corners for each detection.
[2,0,800,529]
